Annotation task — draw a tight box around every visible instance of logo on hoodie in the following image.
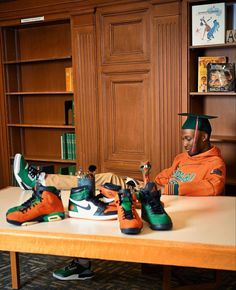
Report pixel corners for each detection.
[170,167,196,183]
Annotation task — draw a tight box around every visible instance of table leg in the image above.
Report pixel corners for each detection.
[163,265,172,290]
[10,251,20,289]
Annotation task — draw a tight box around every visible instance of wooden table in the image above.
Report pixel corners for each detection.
[0,187,235,289]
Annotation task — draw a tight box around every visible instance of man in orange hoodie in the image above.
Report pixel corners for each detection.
[155,113,226,196]
[13,113,226,196]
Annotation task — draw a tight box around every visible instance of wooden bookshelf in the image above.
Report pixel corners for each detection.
[2,20,75,173]
[186,0,236,194]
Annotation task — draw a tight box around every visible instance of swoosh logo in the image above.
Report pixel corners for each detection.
[69,198,91,210]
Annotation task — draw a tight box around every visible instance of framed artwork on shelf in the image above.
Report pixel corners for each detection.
[192,2,225,46]
[207,63,235,92]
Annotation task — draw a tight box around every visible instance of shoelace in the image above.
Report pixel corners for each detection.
[65,259,91,271]
[119,194,135,220]
[20,188,42,213]
[28,165,40,179]
[147,196,164,214]
[65,259,78,270]
[87,195,106,209]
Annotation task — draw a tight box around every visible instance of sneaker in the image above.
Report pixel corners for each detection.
[139,182,172,231]
[115,189,143,235]
[97,182,121,214]
[53,259,94,280]
[6,185,65,226]
[14,153,40,190]
[68,185,117,220]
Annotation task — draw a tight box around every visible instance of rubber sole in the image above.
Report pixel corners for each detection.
[7,212,65,226]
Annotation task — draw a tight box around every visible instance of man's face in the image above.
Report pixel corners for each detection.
[182,129,203,156]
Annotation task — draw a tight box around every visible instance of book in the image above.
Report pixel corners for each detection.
[64,100,73,125]
[198,56,226,92]
[58,165,76,175]
[207,63,235,92]
[60,132,76,160]
[65,67,73,92]
[192,3,225,46]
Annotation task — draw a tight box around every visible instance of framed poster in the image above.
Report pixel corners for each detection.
[192,3,225,46]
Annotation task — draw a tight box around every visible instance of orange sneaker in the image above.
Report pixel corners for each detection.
[98,183,121,215]
[6,185,65,226]
[115,189,143,235]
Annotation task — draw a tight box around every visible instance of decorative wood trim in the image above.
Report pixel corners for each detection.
[71,15,99,170]
[152,5,182,175]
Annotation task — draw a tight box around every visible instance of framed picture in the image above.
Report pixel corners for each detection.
[192,3,225,46]
[207,63,235,92]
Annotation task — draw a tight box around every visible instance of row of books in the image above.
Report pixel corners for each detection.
[198,56,235,92]
[61,132,76,160]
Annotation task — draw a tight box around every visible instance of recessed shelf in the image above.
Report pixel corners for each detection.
[6,91,73,95]
[10,156,76,164]
[3,55,72,64]
[7,124,75,129]
[190,92,236,96]
[210,135,236,143]
[190,43,236,49]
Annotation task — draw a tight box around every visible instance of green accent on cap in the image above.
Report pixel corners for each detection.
[179,113,217,135]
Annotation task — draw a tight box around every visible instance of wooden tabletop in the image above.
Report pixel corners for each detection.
[0,186,235,271]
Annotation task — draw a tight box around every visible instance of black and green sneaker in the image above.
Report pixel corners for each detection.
[52,259,94,280]
[139,182,172,231]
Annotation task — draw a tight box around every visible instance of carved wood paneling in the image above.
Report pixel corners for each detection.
[72,16,99,171]
[97,3,150,65]
[100,72,151,177]
[152,8,182,176]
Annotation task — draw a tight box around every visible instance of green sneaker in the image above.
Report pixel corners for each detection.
[14,153,40,190]
[52,259,95,280]
[139,182,172,230]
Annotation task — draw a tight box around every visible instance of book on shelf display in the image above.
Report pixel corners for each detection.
[61,132,76,160]
[198,56,226,92]
[65,67,73,92]
[192,2,225,46]
[207,63,235,92]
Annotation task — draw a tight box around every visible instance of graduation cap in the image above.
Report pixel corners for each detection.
[179,113,217,135]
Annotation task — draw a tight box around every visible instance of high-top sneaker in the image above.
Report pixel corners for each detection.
[6,185,65,226]
[139,182,172,230]
[14,153,44,190]
[68,186,117,220]
[115,189,143,235]
[97,182,121,215]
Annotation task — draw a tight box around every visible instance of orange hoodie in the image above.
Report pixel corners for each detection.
[155,146,226,196]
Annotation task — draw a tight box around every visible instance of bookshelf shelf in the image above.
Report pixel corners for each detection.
[190,43,236,50]
[190,92,236,96]
[10,156,76,164]
[6,91,73,95]
[211,135,236,143]
[7,124,75,129]
[3,55,72,64]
